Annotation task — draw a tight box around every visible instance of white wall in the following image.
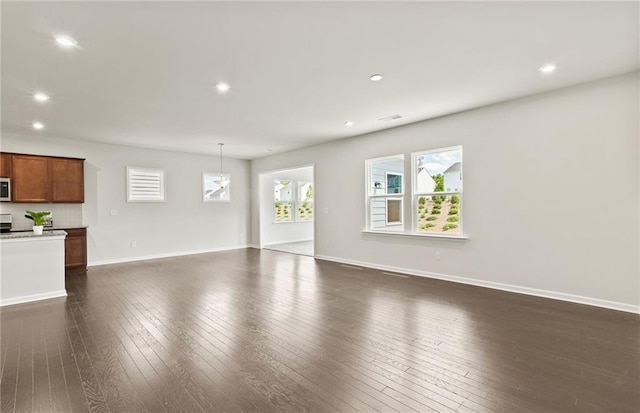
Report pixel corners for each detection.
[0,134,251,265]
[259,166,313,246]
[251,73,640,312]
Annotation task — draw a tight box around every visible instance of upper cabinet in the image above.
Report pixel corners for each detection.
[0,153,11,178]
[50,157,84,203]
[12,154,50,202]
[4,152,85,203]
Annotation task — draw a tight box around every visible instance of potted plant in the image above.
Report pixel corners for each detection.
[24,210,51,235]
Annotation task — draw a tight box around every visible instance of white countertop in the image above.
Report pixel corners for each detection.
[0,230,67,242]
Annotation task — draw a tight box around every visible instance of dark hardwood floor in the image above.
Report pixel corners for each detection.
[1,248,638,412]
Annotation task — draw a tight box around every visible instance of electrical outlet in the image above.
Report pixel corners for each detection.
[110,210,118,216]
[131,241,137,248]
[435,251,441,261]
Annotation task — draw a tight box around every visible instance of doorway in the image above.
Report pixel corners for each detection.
[259,165,314,256]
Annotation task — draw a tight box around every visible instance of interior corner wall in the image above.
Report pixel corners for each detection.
[250,72,640,311]
[0,134,251,265]
[259,166,313,246]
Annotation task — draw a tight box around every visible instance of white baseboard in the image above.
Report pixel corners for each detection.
[314,254,640,314]
[88,245,251,267]
[247,244,260,249]
[264,238,313,247]
[1,290,67,307]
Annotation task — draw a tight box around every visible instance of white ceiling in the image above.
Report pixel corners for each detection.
[1,1,638,159]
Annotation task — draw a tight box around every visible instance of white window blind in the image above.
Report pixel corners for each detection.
[127,167,166,202]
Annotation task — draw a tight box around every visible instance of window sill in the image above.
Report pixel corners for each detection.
[361,230,468,240]
[273,220,313,224]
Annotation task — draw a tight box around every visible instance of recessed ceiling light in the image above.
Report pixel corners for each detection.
[539,63,557,74]
[34,92,50,102]
[345,121,354,127]
[370,74,383,82]
[215,82,230,93]
[55,36,77,48]
[32,122,44,130]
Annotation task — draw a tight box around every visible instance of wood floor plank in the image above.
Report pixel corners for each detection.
[32,310,53,413]
[51,305,92,413]
[42,305,73,413]
[0,314,22,413]
[13,312,33,413]
[0,317,17,379]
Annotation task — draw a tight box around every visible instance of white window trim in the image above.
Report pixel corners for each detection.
[126,166,166,202]
[361,230,468,240]
[202,172,231,203]
[364,147,467,240]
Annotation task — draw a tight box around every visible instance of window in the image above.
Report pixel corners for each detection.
[386,172,402,194]
[297,181,314,221]
[366,155,404,231]
[365,146,463,237]
[274,180,294,222]
[127,167,165,202]
[413,146,462,235]
[274,179,314,223]
[203,172,231,202]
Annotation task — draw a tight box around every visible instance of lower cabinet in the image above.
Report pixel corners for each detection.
[63,228,87,270]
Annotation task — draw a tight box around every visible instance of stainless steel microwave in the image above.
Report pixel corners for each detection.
[0,178,10,202]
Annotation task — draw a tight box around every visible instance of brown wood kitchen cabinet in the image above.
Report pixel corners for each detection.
[5,153,85,203]
[0,153,11,178]
[63,228,87,270]
[11,154,50,202]
[50,157,84,202]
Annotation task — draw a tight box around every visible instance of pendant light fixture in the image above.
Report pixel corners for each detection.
[214,143,230,188]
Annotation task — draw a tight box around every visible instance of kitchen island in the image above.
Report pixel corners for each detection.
[0,230,67,306]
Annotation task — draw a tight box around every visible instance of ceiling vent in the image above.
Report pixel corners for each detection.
[378,114,403,122]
